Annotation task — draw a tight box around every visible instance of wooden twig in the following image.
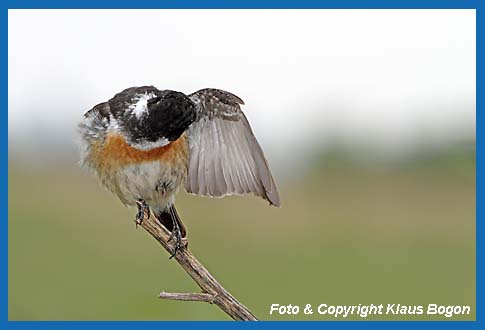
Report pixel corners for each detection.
[159,292,215,303]
[137,209,258,321]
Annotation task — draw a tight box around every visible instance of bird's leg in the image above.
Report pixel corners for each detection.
[135,199,150,227]
[167,228,175,243]
[168,207,184,259]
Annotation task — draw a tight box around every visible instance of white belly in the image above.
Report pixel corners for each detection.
[102,160,186,213]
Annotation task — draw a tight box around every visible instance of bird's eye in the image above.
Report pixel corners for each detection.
[147,96,163,105]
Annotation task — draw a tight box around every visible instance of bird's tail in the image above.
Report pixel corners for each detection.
[156,204,187,238]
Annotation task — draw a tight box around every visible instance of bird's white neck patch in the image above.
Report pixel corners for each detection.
[128,92,157,119]
[129,137,171,150]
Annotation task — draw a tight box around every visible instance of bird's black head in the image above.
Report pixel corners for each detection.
[108,86,196,150]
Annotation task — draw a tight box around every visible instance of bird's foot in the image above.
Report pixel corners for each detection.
[168,217,185,259]
[135,199,150,227]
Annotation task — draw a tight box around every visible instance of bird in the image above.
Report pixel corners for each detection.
[78,86,280,257]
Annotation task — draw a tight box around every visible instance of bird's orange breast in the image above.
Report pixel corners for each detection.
[87,132,189,172]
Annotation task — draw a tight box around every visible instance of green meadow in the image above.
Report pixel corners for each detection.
[8,145,475,320]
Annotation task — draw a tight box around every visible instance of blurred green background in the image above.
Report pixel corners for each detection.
[8,141,475,320]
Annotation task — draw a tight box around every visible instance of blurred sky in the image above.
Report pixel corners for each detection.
[8,9,476,169]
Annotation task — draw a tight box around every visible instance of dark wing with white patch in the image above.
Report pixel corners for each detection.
[185,89,280,206]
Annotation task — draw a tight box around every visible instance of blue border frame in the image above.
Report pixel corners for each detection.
[3,1,480,329]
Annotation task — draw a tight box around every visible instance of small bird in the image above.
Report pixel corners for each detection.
[79,86,280,257]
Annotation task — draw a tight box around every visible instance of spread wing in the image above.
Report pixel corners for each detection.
[185,89,280,206]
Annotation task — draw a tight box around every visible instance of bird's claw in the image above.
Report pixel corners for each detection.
[168,218,185,259]
[135,199,149,228]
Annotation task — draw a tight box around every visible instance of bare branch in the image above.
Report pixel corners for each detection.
[159,291,215,303]
[137,209,258,321]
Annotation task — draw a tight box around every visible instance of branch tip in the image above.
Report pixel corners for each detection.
[138,211,258,320]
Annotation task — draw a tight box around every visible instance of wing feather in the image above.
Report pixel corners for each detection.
[213,118,229,194]
[185,89,280,206]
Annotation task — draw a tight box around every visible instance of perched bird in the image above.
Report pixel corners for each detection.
[79,86,280,257]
